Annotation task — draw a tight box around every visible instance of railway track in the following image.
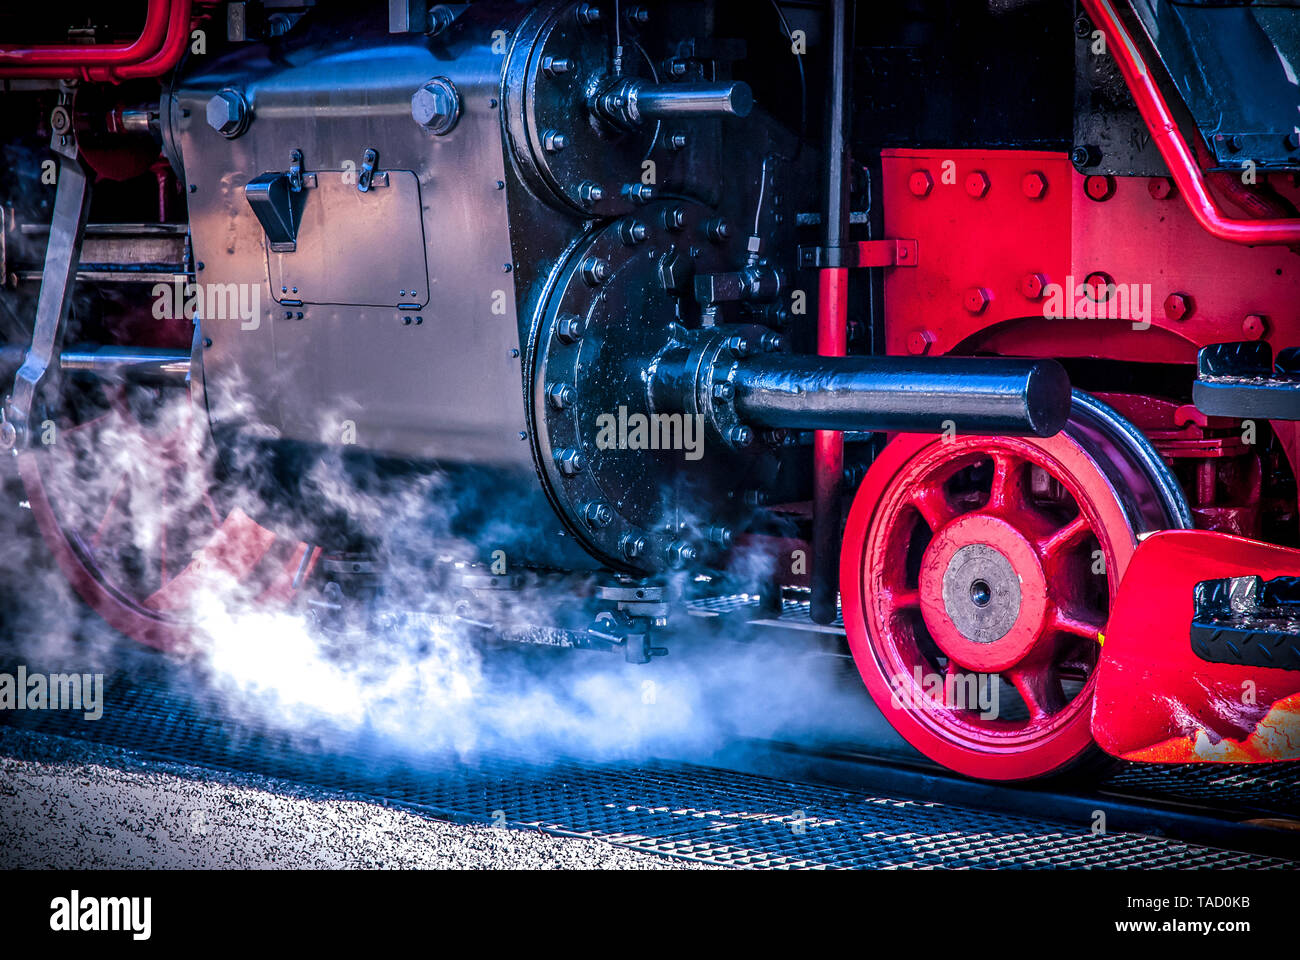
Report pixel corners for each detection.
[0,634,1296,870]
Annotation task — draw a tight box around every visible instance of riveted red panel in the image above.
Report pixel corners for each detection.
[880,148,1300,365]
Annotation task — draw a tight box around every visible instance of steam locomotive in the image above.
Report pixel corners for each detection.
[1,0,1297,780]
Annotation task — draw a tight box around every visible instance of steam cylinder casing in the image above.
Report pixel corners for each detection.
[165,0,816,574]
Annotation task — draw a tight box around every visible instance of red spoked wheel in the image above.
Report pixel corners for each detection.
[841,393,1189,780]
[18,380,319,652]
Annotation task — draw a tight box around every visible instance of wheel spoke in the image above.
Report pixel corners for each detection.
[90,472,129,550]
[909,482,957,533]
[885,586,921,609]
[1006,662,1067,720]
[1053,607,1105,642]
[1038,513,1091,562]
[988,452,1025,512]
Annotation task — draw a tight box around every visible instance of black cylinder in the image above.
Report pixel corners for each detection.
[731,354,1071,437]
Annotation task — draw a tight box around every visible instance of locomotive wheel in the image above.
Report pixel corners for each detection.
[18,380,319,652]
[840,392,1190,780]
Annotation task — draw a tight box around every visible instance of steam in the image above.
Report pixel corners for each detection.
[2,345,876,769]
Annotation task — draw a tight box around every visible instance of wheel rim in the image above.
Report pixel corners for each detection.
[841,392,1189,779]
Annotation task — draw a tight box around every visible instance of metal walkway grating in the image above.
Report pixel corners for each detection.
[0,657,1291,869]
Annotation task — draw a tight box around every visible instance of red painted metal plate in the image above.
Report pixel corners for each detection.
[1092,529,1300,762]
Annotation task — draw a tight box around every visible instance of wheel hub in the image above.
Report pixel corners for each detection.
[920,514,1047,673]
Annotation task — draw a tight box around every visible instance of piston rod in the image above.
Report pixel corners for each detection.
[0,345,190,382]
[731,354,1071,437]
[597,80,753,128]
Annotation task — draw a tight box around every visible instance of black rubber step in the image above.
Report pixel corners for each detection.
[1192,575,1300,672]
[1194,341,1300,421]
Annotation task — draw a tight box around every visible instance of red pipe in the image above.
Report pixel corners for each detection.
[813,266,849,603]
[1080,0,1300,245]
[0,0,192,82]
[0,0,171,67]
[109,0,192,81]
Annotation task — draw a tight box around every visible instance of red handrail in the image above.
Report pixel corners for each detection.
[0,0,191,80]
[1080,0,1300,245]
[0,0,171,67]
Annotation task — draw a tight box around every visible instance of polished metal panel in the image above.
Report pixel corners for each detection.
[169,6,528,466]
[267,171,429,308]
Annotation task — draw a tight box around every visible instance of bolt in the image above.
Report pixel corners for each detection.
[575,3,601,25]
[543,129,568,152]
[206,88,249,138]
[1083,272,1114,301]
[1085,175,1116,201]
[1071,145,1099,168]
[547,382,575,409]
[965,170,990,199]
[1074,15,1092,37]
[1020,273,1049,300]
[666,133,687,151]
[908,170,933,197]
[619,220,648,245]
[622,182,655,204]
[712,381,735,402]
[727,425,753,448]
[906,329,936,356]
[705,525,733,549]
[1021,171,1048,199]
[556,313,586,343]
[760,331,787,352]
[1224,135,1243,153]
[705,217,731,242]
[621,534,646,559]
[411,77,460,135]
[49,105,71,134]
[625,5,650,24]
[555,448,585,476]
[663,205,686,231]
[1243,314,1268,340]
[583,501,614,527]
[579,180,604,204]
[1163,292,1192,322]
[541,56,573,77]
[665,540,697,566]
[1148,177,1175,200]
[724,334,751,358]
[1286,132,1300,152]
[581,257,609,286]
[963,287,992,314]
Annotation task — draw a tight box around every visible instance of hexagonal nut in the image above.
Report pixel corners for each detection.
[962,287,992,314]
[908,170,934,198]
[1084,175,1116,202]
[1243,314,1268,340]
[411,78,460,135]
[1163,292,1192,322]
[906,328,936,356]
[206,89,248,138]
[1021,171,1047,200]
[1020,273,1049,300]
[965,171,990,199]
[1148,177,1175,200]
